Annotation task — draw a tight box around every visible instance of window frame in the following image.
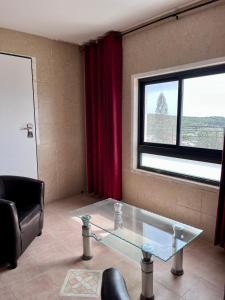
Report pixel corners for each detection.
[137,64,225,185]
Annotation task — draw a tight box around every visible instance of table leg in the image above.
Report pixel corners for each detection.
[81,215,93,260]
[171,249,184,276]
[140,251,154,300]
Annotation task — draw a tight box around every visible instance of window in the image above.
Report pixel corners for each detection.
[138,64,225,185]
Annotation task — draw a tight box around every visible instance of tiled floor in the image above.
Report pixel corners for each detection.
[0,194,224,300]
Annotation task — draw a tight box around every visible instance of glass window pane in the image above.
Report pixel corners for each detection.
[144,81,179,144]
[181,73,225,150]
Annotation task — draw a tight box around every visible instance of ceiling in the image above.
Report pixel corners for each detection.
[0,0,201,44]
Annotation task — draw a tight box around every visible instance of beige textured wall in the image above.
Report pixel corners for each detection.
[0,28,85,202]
[123,3,225,241]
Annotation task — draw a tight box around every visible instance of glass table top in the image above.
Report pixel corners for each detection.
[72,198,203,262]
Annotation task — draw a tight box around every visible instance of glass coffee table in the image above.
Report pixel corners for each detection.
[72,199,203,300]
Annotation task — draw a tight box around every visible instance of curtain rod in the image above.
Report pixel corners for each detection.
[121,0,220,36]
[80,0,221,49]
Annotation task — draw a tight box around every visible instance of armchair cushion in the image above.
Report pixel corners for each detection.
[18,204,41,229]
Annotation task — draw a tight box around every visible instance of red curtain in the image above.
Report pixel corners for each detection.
[84,32,122,200]
[214,134,225,249]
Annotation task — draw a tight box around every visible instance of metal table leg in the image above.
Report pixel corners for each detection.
[140,250,154,300]
[81,215,93,260]
[171,249,184,276]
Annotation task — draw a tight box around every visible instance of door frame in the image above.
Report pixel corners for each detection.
[0,51,40,178]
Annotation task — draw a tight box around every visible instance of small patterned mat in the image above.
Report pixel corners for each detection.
[60,269,102,297]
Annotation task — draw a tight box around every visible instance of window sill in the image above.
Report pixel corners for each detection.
[131,167,220,193]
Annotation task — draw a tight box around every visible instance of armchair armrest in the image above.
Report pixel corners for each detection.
[0,176,44,210]
[101,268,131,300]
[0,199,21,263]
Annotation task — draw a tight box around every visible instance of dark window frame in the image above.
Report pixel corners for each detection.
[138,64,225,185]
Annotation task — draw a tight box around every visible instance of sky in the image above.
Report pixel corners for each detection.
[145,73,225,117]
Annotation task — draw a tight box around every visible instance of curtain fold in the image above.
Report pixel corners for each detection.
[84,32,122,200]
[214,133,225,249]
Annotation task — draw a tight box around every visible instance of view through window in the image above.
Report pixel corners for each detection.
[144,81,178,145]
[138,65,225,184]
[181,74,225,150]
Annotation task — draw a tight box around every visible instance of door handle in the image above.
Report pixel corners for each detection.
[21,123,34,138]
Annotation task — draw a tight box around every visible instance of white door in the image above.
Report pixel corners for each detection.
[0,53,38,178]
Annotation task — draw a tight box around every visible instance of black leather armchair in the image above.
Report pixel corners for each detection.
[101,268,131,300]
[0,176,44,269]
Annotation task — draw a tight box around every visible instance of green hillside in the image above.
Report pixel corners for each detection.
[182,116,225,128]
